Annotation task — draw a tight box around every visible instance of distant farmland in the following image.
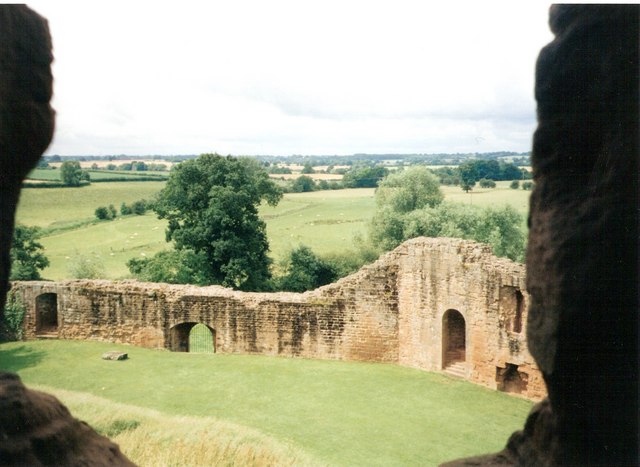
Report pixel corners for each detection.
[15,180,530,281]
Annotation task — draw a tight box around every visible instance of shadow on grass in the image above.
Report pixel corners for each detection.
[0,345,46,373]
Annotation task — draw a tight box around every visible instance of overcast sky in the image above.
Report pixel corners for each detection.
[28,1,553,157]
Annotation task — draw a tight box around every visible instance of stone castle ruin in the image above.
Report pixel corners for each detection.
[1,5,637,466]
[12,237,546,401]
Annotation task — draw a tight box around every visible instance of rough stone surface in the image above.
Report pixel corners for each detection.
[0,6,135,466]
[0,372,135,466]
[102,351,128,361]
[14,237,546,400]
[0,5,55,313]
[446,5,639,466]
[524,5,639,465]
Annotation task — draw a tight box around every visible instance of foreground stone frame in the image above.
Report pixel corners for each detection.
[14,237,546,401]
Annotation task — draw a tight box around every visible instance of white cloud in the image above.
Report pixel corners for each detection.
[28,1,553,156]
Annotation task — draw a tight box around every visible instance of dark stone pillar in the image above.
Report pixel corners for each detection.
[0,6,136,466]
[526,5,638,464]
[0,5,55,312]
[443,5,638,466]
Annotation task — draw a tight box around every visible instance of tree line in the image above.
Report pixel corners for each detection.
[12,154,528,293]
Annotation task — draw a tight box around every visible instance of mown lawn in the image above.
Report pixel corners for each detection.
[0,340,532,466]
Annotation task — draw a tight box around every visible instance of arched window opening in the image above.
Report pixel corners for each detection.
[513,290,524,333]
[496,363,528,395]
[35,293,58,335]
[442,309,466,370]
[169,322,215,353]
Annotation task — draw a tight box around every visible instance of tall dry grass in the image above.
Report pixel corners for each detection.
[32,385,321,467]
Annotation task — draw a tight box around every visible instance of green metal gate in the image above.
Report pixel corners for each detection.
[188,323,214,353]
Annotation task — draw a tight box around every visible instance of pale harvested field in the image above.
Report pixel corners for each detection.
[269,173,343,180]
[49,159,178,169]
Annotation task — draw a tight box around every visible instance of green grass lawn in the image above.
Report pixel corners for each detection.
[0,340,532,466]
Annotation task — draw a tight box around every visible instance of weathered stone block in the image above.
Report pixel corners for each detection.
[102,351,128,361]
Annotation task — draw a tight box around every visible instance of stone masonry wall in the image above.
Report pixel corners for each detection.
[13,237,545,400]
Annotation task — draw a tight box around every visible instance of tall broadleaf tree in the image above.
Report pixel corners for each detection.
[153,154,282,290]
[10,225,49,280]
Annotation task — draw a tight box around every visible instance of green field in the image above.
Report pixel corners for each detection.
[26,168,168,182]
[263,188,376,260]
[16,182,166,229]
[0,340,532,466]
[15,181,530,280]
[442,181,531,216]
[25,168,64,181]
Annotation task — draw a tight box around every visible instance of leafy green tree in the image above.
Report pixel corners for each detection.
[317,180,330,190]
[372,202,526,262]
[1,290,26,341]
[127,249,210,285]
[275,245,338,292]
[291,175,316,192]
[369,168,526,261]
[478,178,496,188]
[95,205,117,220]
[430,166,460,185]
[342,165,388,188]
[458,162,477,192]
[120,202,132,215]
[522,181,534,190]
[10,225,50,280]
[301,162,315,174]
[134,161,148,171]
[501,163,524,180]
[510,180,520,189]
[60,160,83,186]
[154,154,282,290]
[131,199,147,215]
[375,167,444,213]
[68,253,105,279]
[95,206,110,220]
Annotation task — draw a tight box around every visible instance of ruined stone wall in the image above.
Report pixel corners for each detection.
[394,239,544,400]
[13,237,545,400]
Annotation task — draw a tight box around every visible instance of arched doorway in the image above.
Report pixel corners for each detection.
[189,323,215,353]
[169,322,215,353]
[35,293,58,335]
[442,309,466,369]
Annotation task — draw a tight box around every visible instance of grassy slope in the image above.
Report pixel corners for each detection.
[32,385,319,466]
[263,188,375,261]
[40,215,168,280]
[16,182,531,280]
[0,340,532,466]
[16,182,166,228]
